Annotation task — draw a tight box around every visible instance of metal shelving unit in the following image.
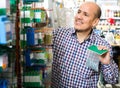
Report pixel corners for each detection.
[19,0,53,88]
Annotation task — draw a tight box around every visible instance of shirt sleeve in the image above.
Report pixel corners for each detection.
[52,27,61,46]
[101,58,119,84]
[99,43,119,84]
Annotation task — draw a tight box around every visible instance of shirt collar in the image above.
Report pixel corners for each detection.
[89,30,96,42]
[70,27,96,42]
[70,27,76,34]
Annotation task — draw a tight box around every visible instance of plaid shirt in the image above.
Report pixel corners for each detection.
[51,27,118,88]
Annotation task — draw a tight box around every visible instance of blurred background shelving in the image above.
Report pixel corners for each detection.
[0,0,120,88]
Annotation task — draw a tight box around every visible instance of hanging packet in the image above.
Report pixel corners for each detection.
[86,45,108,72]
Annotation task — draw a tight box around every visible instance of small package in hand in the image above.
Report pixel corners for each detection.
[86,45,108,72]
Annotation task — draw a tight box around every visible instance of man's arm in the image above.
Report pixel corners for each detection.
[101,59,119,84]
[98,45,119,84]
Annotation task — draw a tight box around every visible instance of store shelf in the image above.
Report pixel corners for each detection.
[20,0,53,87]
[101,17,120,20]
[111,44,120,47]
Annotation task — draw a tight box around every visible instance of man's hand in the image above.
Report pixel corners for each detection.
[98,46,110,64]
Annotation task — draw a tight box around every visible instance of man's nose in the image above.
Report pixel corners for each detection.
[77,13,83,19]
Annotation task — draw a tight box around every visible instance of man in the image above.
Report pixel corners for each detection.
[51,2,118,88]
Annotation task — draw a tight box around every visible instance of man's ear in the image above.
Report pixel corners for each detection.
[92,18,100,27]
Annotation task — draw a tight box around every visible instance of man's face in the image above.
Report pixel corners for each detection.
[74,3,98,32]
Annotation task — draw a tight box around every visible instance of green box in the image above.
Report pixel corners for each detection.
[0,9,6,16]
[88,45,108,55]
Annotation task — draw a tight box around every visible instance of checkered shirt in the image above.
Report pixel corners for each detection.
[51,27,119,88]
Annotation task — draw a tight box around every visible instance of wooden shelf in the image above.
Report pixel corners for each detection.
[111,44,120,47]
[30,7,45,11]
[100,17,120,20]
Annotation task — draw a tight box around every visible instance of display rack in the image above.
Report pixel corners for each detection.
[0,45,16,88]
[20,0,53,88]
[0,0,18,88]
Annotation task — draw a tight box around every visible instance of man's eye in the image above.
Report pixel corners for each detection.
[84,13,89,16]
[77,11,80,14]
[77,10,81,14]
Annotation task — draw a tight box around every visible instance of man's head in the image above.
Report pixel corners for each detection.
[74,2,101,32]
